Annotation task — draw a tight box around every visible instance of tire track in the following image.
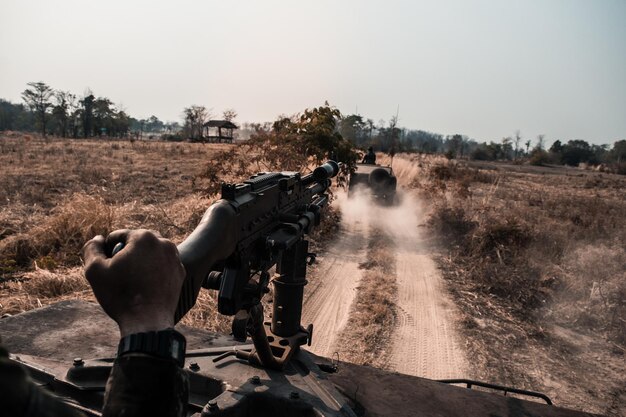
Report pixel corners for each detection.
[387,233,468,379]
[302,217,368,358]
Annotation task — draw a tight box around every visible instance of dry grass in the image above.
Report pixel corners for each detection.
[394,153,626,415]
[336,229,397,367]
[1,267,94,316]
[0,133,338,333]
[0,133,228,324]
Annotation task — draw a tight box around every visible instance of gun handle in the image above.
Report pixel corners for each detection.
[175,200,238,323]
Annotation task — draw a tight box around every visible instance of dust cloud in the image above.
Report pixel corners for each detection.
[334,186,423,247]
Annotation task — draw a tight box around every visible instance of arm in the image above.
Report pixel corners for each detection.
[0,343,86,417]
[82,230,188,417]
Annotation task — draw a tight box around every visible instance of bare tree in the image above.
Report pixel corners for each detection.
[514,130,522,159]
[536,134,545,151]
[182,105,210,139]
[222,108,238,122]
[22,81,54,136]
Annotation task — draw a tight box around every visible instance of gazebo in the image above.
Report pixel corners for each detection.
[202,120,238,143]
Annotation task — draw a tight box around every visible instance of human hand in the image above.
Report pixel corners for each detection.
[81,229,185,337]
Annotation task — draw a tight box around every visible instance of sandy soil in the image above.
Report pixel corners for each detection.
[388,234,468,379]
[304,187,468,378]
[302,197,369,357]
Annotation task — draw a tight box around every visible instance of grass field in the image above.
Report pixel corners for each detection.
[1,134,624,415]
[390,154,626,415]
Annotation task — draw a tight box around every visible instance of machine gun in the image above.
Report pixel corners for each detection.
[174,160,340,369]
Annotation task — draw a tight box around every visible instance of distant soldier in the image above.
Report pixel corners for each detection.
[362,146,376,164]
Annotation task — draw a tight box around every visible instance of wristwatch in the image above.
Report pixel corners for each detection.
[117,328,186,368]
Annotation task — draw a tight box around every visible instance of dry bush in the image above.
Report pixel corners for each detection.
[550,244,626,344]
[0,193,116,269]
[419,154,626,344]
[0,267,94,316]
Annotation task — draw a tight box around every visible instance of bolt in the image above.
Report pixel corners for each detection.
[250,375,261,385]
[207,400,219,412]
[73,358,84,367]
[189,362,200,372]
[290,391,300,400]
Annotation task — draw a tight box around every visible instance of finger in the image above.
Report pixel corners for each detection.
[81,235,107,264]
[148,229,163,238]
[158,237,179,254]
[105,229,133,255]
[126,229,161,246]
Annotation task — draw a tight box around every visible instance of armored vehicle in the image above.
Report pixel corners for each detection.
[348,163,398,205]
[1,161,600,417]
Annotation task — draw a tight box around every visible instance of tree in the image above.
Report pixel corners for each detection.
[535,134,545,151]
[549,140,563,154]
[339,114,365,146]
[248,102,358,171]
[93,97,115,136]
[612,140,626,163]
[514,130,522,159]
[446,134,465,158]
[80,91,95,137]
[222,109,238,122]
[145,115,164,133]
[0,99,33,132]
[561,140,593,166]
[501,137,513,160]
[52,91,75,137]
[21,81,54,136]
[182,105,209,139]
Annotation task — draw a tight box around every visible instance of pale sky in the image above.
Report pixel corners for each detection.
[1,0,625,144]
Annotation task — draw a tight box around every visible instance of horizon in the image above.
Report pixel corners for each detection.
[1,0,624,145]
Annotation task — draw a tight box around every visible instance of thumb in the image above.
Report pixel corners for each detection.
[81,235,107,265]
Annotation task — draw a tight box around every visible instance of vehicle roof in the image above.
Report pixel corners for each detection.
[354,163,393,174]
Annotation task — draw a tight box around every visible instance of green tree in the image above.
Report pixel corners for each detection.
[146,115,165,132]
[80,92,95,137]
[611,140,626,163]
[0,99,33,131]
[249,103,358,171]
[339,114,365,146]
[21,81,54,135]
[52,91,75,137]
[561,140,593,166]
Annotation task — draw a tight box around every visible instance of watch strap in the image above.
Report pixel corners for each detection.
[117,329,186,368]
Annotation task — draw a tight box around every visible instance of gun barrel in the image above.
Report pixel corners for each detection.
[313,160,340,182]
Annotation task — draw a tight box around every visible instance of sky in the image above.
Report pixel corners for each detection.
[1,0,625,145]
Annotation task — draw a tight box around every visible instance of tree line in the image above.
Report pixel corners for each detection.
[337,114,624,171]
[0,82,177,138]
[2,81,624,173]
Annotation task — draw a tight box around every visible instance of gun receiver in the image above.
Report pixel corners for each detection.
[175,161,340,369]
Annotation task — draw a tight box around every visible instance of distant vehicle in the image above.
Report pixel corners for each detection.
[348,162,398,205]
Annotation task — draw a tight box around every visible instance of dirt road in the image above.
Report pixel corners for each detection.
[388,239,468,379]
[304,189,467,378]
[302,201,369,357]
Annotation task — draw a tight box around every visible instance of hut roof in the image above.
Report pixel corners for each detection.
[203,120,238,129]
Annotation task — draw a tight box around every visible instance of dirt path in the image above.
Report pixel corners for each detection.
[387,244,468,379]
[304,189,467,379]
[302,212,368,358]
